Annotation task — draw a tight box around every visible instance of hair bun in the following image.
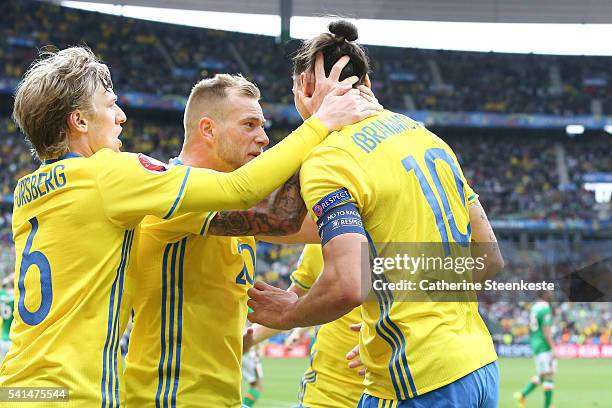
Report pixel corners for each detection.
[329,20,358,42]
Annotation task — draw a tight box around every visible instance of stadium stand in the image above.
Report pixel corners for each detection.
[1,0,612,114]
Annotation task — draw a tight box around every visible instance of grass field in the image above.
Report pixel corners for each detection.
[254,357,612,408]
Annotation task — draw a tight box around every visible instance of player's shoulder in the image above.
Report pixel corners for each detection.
[533,301,550,312]
[315,109,433,155]
[85,148,129,172]
[302,141,356,175]
[91,149,170,173]
[16,152,85,181]
[88,147,127,163]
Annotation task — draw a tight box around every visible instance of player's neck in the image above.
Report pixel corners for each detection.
[68,138,94,158]
[178,147,227,172]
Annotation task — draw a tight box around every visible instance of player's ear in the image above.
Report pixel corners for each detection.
[299,72,315,97]
[198,117,215,142]
[364,74,372,89]
[66,109,88,134]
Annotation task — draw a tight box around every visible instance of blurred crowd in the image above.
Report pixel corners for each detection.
[254,243,304,290]
[1,0,612,114]
[478,238,611,345]
[483,302,611,346]
[448,134,610,221]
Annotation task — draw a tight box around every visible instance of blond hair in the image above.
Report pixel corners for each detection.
[13,46,113,161]
[183,74,260,135]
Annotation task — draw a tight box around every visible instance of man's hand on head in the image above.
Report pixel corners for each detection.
[297,53,382,131]
[313,85,383,131]
[296,53,353,115]
[357,83,380,106]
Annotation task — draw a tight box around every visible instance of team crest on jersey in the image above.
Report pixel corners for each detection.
[312,187,352,218]
[137,153,169,173]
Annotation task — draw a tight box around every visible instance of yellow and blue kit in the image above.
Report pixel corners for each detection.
[300,110,497,402]
[290,244,363,408]
[124,196,256,407]
[1,116,329,407]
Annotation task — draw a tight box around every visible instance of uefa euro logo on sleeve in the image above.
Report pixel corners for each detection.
[312,188,352,218]
[137,153,169,174]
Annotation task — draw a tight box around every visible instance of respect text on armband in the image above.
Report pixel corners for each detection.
[312,188,352,218]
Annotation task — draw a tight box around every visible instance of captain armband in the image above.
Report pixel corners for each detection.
[316,202,366,246]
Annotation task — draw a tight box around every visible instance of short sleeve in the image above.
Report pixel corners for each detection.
[465,183,478,205]
[290,244,324,290]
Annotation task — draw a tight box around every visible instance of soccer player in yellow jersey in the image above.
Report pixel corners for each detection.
[290,245,363,408]
[0,46,381,407]
[124,74,305,408]
[249,244,363,408]
[248,21,505,408]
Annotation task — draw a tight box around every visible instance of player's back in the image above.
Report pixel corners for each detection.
[3,153,135,406]
[1,148,195,407]
[301,110,497,400]
[529,301,552,354]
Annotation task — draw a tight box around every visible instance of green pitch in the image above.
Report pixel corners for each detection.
[256,357,612,407]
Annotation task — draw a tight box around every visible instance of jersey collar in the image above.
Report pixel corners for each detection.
[169,157,183,166]
[42,152,82,165]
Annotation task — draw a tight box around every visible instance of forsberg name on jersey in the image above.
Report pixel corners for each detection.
[14,164,67,208]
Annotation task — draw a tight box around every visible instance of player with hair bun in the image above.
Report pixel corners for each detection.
[249,19,505,408]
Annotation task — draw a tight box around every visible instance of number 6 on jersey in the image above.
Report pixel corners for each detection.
[17,217,53,325]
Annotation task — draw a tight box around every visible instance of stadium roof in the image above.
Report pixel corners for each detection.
[46,0,612,24]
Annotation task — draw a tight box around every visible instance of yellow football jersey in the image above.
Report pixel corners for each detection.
[300,110,497,400]
[125,207,255,408]
[1,116,328,407]
[290,244,363,408]
[2,150,191,407]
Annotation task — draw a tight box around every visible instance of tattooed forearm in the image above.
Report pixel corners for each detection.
[208,172,307,236]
